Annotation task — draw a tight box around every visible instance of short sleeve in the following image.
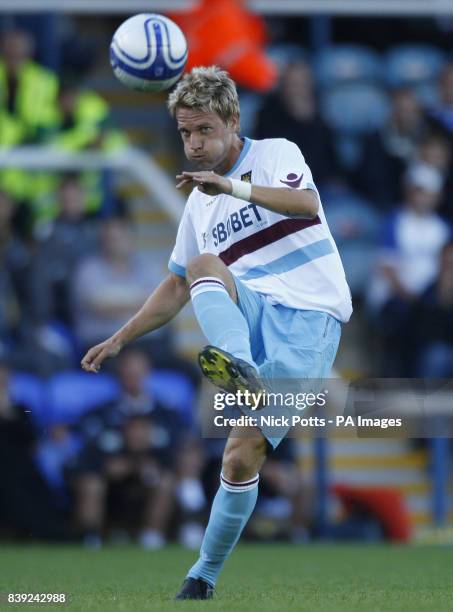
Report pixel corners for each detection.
[168,201,199,278]
[268,139,317,192]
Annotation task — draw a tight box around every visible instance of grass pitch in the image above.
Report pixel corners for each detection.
[1,544,452,611]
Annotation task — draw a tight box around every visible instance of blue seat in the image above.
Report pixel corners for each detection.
[238,91,261,135]
[47,371,120,424]
[266,43,306,70]
[385,45,446,87]
[323,191,381,295]
[145,370,195,424]
[314,45,382,88]
[321,83,390,134]
[9,372,47,426]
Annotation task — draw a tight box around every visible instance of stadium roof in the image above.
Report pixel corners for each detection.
[0,0,452,16]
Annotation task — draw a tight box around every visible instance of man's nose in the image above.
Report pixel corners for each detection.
[189,134,203,151]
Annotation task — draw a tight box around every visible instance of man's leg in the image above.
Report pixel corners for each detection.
[186,254,256,368]
[178,426,268,594]
[139,471,175,549]
[74,473,106,547]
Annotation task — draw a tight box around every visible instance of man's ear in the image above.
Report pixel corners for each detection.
[228,115,240,134]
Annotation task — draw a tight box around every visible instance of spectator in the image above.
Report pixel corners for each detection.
[72,216,173,361]
[357,88,443,208]
[35,423,83,506]
[0,29,58,141]
[71,348,204,548]
[0,361,69,539]
[429,63,453,136]
[0,189,77,375]
[32,175,98,329]
[254,60,338,187]
[34,79,128,220]
[258,439,311,543]
[0,190,34,365]
[50,79,125,153]
[368,164,451,376]
[415,242,453,377]
[73,415,176,549]
[0,29,59,204]
[78,348,187,441]
[416,133,453,219]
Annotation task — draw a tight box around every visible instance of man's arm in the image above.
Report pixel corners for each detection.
[176,171,319,219]
[248,184,318,219]
[81,272,189,373]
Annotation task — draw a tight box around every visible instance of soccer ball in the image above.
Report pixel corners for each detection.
[110,14,188,92]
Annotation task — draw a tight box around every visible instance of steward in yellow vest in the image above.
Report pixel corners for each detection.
[0,29,59,202]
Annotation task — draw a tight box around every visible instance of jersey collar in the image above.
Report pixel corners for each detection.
[224,137,252,177]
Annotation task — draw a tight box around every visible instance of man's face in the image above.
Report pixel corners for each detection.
[58,180,85,220]
[441,245,453,272]
[440,66,453,106]
[405,185,440,214]
[281,61,313,102]
[176,107,239,171]
[1,30,32,71]
[118,351,149,396]
[392,90,420,128]
[100,219,131,259]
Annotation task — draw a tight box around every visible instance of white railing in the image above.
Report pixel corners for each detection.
[0,0,452,14]
[250,0,453,15]
[0,147,184,224]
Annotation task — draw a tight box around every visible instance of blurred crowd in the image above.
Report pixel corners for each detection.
[254,53,453,378]
[1,22,452,544]
[0,350,309,547]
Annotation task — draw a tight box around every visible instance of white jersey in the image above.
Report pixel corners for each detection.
[169,137,352,323]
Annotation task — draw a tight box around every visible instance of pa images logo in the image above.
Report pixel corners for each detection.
[241,171,252,183]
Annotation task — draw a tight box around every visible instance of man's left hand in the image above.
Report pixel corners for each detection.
[176,171,232,196]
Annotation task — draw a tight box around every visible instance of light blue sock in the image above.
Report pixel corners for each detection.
[190,277,256,367]
[187,473,259,587]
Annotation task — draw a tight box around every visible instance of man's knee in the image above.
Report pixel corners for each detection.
[186,253,237,301]
[77,473,105,498]
[222,434,268,482]
[186,254,222,284]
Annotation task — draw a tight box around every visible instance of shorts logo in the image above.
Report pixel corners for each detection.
[241,170,252,183]
[280,172,303,188]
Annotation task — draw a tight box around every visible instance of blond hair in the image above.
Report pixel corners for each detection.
[167,66,240,127]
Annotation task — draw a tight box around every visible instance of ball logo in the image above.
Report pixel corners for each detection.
[112,16,187,70]
[280,173,303,188]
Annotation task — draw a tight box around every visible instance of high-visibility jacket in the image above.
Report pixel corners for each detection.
[0,60,58,201]
[0,60,59,141]
[49,90,121,151]
[169,0,277,92]
[28,90,127,223]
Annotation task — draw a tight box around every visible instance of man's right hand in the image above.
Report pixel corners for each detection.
[81,338,123,373]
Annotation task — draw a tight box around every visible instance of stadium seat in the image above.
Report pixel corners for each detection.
[47,371,120,424]
[385,45,446,87]
[266,43,306,70]
[9,372,47,427]
[145,370,195,423]
[237,91,262,135]
[321,83,390,134]
[322,191,381,295]
[314,45,382,88]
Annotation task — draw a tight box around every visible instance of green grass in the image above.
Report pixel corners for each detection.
[0,544,452,611]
